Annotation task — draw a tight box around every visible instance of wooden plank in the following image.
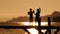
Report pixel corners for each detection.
[0,26,60,29]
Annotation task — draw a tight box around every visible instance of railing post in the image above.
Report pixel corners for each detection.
[48,17,51,34]
[38,17,41,34]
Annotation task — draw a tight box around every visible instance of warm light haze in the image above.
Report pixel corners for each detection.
[0,0,60,22]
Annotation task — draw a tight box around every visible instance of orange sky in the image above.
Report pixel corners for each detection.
[0,0,60,21]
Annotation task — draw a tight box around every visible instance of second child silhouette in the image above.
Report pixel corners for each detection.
[35,8,41,22]
[28,8,34,22]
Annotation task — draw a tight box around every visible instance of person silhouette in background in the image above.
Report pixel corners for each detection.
[35,8,41,22]
[28,8,34,22]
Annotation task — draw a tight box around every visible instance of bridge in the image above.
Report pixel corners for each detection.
[0,17,60,34]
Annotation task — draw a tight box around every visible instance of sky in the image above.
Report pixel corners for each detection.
[0,0,60,21]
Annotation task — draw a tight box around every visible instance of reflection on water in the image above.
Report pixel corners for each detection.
[41,29,47,33]
[21,22,48,26]
[18,22,60,26]
[51,22,60,26]
[27,28,47,34]
[27,28,38,34]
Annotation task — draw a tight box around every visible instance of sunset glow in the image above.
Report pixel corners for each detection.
[41,29,47,33]
[27,28,38,34]
[20,22,48,34]
[21,22,48,26]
